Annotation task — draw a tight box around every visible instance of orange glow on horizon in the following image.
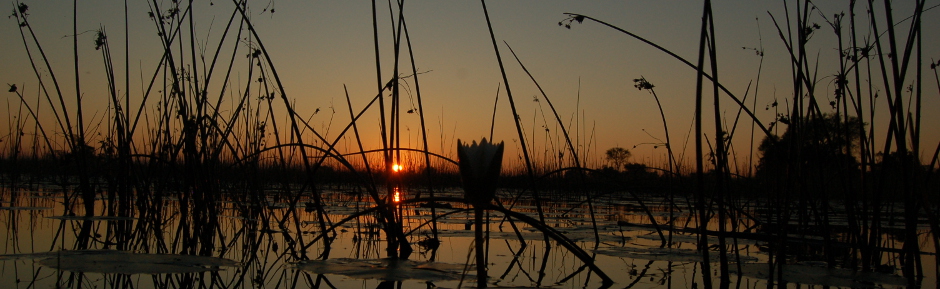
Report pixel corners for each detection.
[392,164,403,172]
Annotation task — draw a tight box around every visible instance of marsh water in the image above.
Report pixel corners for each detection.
[0,182,934,289]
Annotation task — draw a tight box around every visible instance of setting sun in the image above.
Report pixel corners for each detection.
[0,2,936,288]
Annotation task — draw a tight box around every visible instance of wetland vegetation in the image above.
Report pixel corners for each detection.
[2,1,939,288]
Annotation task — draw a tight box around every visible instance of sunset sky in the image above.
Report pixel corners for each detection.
[2,1,938,172]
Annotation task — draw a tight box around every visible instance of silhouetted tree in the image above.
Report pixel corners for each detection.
[605,147,631,171]
[757,113,863,180]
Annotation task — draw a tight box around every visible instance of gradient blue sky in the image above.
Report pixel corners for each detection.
[2,1,938,172]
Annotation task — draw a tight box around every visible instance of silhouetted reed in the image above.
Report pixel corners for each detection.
[560,1,936,288]
[2,1,937,289]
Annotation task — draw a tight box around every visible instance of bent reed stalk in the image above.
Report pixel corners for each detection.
[2,1,938,288]
[563,1,937,288]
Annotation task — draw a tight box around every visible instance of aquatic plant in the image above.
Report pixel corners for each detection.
[1,1,937,288]
[457,138,504,207]
[457,138,504,288]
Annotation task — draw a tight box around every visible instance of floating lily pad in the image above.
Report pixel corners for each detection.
[434,229,475,238]
[47,215,136,221]
[731,263,907,287]
[434,229,544,240]
[636,233,715,244]
[434,217,474,225]
[295,258,467,281]
[218,215,258,221]
[0,206,52,211]
[556,230,631,243]
[0,251,62,260]
[631,231,762,246]
[322,206,363,214]
[33,250,237,274]
[490,231,548,240]
[596,247,756,263]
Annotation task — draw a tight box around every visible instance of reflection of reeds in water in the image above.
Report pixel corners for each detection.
[561,1,939,288]
[5,183,928,288]
[2,0,939,288]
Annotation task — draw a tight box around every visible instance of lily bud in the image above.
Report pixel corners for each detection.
[457,138,504,206]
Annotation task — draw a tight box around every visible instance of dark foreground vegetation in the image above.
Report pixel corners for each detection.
[2,0,939,288]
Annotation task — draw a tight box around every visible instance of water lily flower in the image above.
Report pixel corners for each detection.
[458,138,504,288]
[457,138,504,206]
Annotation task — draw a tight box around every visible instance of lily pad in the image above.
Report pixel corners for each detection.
[434,229,543,240]
[47,215,136,221]
[596,247,757,263]
[434,217,474,225]
[731,263,907,287]
[33,250,237,274]
[636,233,714,244]
[295,258,467,281]
[0,251,62,260]
[0,206,52,211]
[557,230,631,243]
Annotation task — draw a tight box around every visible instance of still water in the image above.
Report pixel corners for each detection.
[0,184,933,288]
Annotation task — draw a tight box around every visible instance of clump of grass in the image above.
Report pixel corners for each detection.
[562,1,936,288]
[3,1,937,288]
